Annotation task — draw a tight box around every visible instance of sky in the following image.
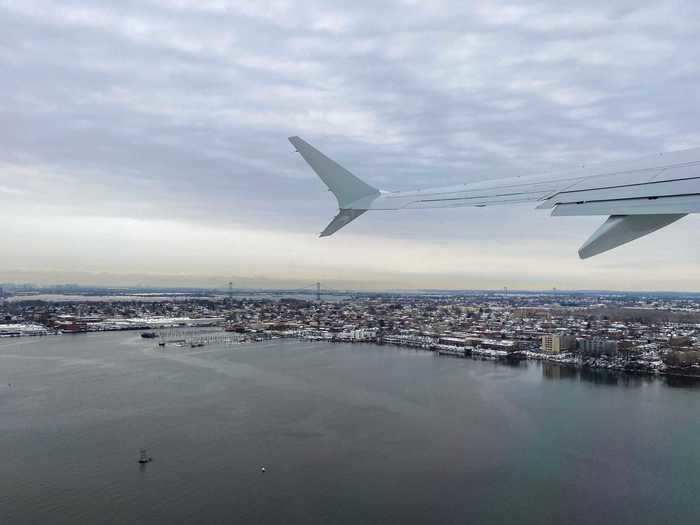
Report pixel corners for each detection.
[1,0,700,291]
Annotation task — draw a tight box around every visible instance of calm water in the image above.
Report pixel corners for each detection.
[1,333,699,524]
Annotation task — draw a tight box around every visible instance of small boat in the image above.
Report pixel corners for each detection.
[141,332,158,339]
[138,449,153,464]
[158,341,165,347]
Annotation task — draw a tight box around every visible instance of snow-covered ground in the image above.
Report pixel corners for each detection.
[0,324,50,337]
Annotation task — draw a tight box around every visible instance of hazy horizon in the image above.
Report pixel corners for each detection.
[3,269,700,295]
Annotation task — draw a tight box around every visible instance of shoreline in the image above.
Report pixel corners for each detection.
[352,338,700,381]
[3,327,700,381]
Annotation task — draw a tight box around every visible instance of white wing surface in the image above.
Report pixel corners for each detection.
[289,136,700,258]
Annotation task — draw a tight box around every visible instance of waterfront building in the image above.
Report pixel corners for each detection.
[669,335,691,348]
[438,336,467,347]
[576,337,619,357]
[663,349,700,367]
[541,334,577,354]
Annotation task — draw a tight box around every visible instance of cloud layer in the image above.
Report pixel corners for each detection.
[1,0,699,290]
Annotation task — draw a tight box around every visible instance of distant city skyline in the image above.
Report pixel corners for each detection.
[2,268,700,294]
[2,1,700,291]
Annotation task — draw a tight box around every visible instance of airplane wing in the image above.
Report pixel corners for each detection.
[289,136,700,258]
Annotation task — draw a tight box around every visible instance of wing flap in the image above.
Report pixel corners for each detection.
[552,195,700,216]
[539,177,700,210]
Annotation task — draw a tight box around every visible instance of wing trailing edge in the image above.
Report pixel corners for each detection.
[550,195,700,216]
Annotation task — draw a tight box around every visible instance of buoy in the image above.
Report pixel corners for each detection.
[261,467,266,473]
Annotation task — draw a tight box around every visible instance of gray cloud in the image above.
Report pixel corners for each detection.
[1,0,700,289]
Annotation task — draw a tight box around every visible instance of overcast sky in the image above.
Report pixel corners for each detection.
[1,0,700,291]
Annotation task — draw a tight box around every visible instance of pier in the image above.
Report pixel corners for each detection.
[155,327,246,349]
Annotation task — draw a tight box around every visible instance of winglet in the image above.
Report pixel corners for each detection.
[290,136,380,236]
[320,209,368,237]
[289,136,379,208]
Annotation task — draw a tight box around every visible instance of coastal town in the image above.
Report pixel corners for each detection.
[1,287,700,378]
